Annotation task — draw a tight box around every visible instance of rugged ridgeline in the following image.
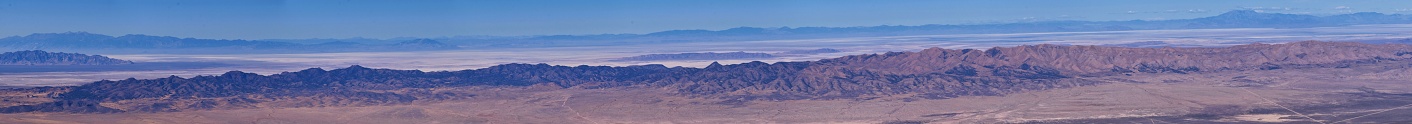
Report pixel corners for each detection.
[827,41,1412,76]
[0,50,133,65]
[0,32,461,54]
[5,41,1412,113]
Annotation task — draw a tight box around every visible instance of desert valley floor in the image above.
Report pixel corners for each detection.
[3,57,1412,124]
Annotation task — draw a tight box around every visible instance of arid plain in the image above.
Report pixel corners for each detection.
[3,47,1412,124]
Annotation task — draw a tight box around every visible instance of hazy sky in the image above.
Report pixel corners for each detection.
[1,0,1410,39]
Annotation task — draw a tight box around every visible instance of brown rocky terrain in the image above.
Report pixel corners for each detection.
[676,41,1412,97]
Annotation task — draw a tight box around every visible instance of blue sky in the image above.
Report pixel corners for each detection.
[1,0,1409,39]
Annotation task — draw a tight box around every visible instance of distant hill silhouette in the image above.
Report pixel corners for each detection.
[0,50,133,65]
[780,48,843,54]
[612,49,842,61]
[0,33,460,54]
[612,52,776,61]
[416,10,1412,47]
[627,10,1411,37]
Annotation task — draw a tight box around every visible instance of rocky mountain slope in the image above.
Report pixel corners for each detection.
[0,50,133,65]
[4,41,1410,113]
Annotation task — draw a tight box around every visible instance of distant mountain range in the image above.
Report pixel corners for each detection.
[611,48,842,61]
[611,52,776,61]
[4,41,1410,113]
[0,50,132,65]
[779,48,843,55]
[406,10,1412,47]
[3,10,1411,54]
[0,33,460,54]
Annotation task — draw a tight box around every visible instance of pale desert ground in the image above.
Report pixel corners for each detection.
[3,60,1412,124]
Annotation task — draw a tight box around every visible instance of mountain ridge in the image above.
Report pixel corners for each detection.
[0,50,133,65]
[3,41,1410,113]
[0,32,461,54]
